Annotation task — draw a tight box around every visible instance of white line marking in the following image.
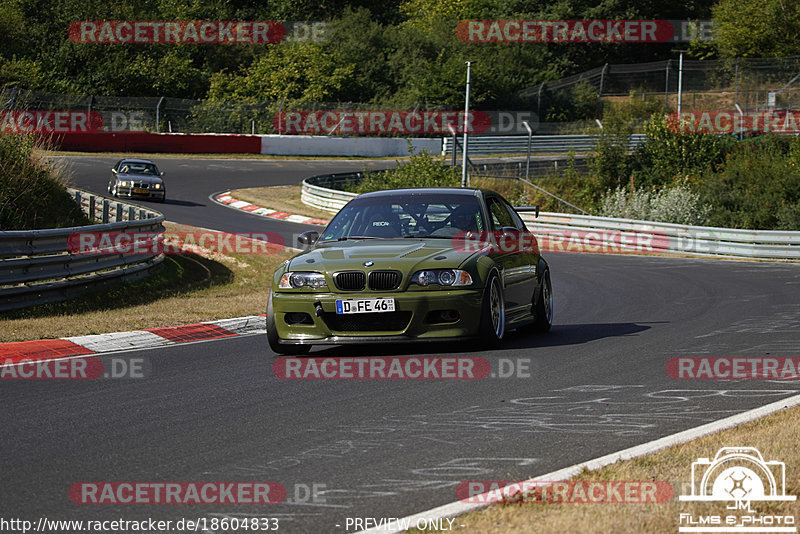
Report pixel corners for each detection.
[356,392,800,534]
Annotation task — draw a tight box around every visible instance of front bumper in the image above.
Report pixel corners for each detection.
[116,186,165,201]
[271,289,484,344]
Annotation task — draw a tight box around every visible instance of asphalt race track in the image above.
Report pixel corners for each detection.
[3,157,800,533]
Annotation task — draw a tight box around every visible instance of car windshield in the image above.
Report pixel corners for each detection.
[120,162,158,175]
[319,193,486,241]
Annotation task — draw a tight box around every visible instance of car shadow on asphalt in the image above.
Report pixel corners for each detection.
[162,198,205,207]
[300,322,661,358]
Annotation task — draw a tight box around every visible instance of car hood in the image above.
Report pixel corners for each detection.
[288,238,477,273]
[117,173,163,184]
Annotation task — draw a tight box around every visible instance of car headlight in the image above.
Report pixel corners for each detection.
[411,269,472,287]
[153,183,161,189]
[119,180,129,186]
[279,271,328,289]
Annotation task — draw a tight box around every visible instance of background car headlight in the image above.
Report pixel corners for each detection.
[411,269,472,287]
[279,271,328,289]
[153,183,161,189]
[119,180,129,186]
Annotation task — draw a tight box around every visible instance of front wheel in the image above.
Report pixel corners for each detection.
[532,269,553,332]
[266,291,311,355]
[478,272,505,348]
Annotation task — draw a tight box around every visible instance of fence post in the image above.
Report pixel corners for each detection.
[88,195,96,221]
[598,63,608,97]
[665,59,671,107]
[116,202,123,222]
[128,206,135,221]
[102,199,110,223]
[156,96,164,133]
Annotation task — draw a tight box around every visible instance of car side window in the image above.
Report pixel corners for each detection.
[501,199,528,231]
[487,197,515,231]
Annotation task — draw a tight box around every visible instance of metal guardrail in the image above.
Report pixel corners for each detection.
[471,157,589,178]
[301,173,362,213]
[302,173,800,260]
[521,212,800,260]
[0,189,165,312]
[442,134,646,156]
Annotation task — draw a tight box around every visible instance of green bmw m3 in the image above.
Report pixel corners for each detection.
[266,187,553,354]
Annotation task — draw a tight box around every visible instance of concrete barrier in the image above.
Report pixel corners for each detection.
[259,135,442,157]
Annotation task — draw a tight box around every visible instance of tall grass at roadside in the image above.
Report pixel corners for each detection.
[0,130,90,229]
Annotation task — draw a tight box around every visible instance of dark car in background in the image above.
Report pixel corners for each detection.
[108,158,165,202]
[266,187,553,354]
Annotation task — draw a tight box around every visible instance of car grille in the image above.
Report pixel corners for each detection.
[368,270,401,290]
[333,271,366,291]
[322,311,412,332]
[132,182,150,189]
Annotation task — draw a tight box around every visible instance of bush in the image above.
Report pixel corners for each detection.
[0,132,90,230]
[631,113,734,188]
[698,135,800,229]
[351,147,459,193]
[600,180,711,225]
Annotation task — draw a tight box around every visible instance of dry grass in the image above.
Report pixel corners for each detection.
[438,403,800,534]
[0,221,294,341]
[230,185,334,221]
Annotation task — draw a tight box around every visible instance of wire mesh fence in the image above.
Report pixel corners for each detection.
[5,56,800,135]
[518,56,800,119]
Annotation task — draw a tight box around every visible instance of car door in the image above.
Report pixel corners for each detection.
[499,197,539,319]
[485,195,532,318]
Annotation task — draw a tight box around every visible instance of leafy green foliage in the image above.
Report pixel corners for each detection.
[589,102,634,190]
[351,148,459,193]
[631,113,733,188]
[698,135,800,229]
[713,0,800,58]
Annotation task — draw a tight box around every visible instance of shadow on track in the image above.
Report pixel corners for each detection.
[162,198,205,207]
[288,322,659,358]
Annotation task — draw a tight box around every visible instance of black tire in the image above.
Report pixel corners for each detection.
[532,269,553,333]
[478,272,505,348]
[266,291,311,355]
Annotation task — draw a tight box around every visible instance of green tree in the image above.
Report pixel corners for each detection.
[207,44,355,103]
[713,0,800,57]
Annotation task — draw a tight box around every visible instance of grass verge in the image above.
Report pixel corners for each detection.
[418,402,800,533]
[0,221,294,341]
[230,185,334,221]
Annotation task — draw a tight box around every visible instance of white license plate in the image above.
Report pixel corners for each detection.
[336,298,395,314]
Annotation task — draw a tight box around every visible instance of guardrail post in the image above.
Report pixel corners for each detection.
[139,209,146,220]
[128,206,136,221]
[88,196,96,221]
[115,202,123,222]
[102,200,110,223]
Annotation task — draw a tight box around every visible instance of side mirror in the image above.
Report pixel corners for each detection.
[111,168,118,174]
[514,206,539,218]
[297,231,319,247]
[160,171,165,176]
